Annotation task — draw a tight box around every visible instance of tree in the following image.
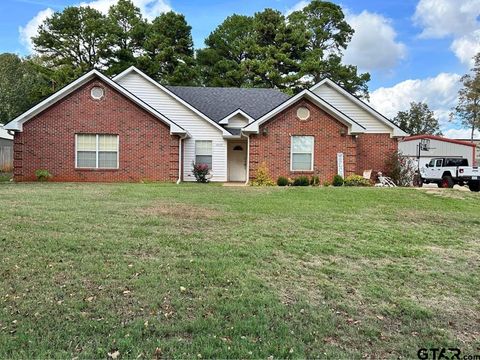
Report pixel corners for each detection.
[33,6,109,76]
[450,53,480,141]
[287,0,370,96]
[104,0,147,76]
[0,54,51,124]
[138,12,197,85]
[197,1,370,96]
[394,102,442,136]
[197,15,254,87]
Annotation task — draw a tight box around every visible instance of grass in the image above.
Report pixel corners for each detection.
[0,172,12,182]
[0,183,479,359]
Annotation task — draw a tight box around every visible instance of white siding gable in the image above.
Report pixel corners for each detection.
[116,72,227,182]
[226,114,249,128]
[312,83,392,133]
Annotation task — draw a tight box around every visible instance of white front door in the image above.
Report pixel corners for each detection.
[228,142,247,182]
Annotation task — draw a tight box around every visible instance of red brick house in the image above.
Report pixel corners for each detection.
[4,67,407,183]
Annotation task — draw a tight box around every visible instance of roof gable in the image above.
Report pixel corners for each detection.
[114,67,230,136]
[310,78,408,137]
[4,70,186,135]
[243,89,366,134]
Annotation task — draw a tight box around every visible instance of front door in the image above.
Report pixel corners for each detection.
[228,142,247,182]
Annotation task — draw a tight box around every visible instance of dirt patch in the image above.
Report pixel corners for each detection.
[138,201,224,220]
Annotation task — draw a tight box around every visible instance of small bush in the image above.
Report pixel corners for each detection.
[192,162,210,183]
[35,169,52,182]
[332,174,344,187]
[292,176,310,186]
[310,175,320,186]
[344,174,371,187]
[323,180,331,187]
[277,176,289,186]
[384,151,416,186]
[251,162,275,186]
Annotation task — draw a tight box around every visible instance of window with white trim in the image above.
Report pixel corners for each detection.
[76,134,119,169]
[195,140,212,169]
[291,136,314,171]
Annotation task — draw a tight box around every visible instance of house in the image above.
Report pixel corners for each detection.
[399,135,477,168]
[0,125,13,171]
[4,67,407,183]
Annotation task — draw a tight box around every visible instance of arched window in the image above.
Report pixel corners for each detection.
[233,145,243,151]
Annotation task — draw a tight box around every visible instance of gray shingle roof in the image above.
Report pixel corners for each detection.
[166,86,290,123]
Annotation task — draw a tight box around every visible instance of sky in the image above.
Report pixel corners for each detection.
[1,0,480,138]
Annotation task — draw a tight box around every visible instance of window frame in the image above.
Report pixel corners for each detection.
[195,140,213,170]
[290,135,314,172]
[75,134,119,170]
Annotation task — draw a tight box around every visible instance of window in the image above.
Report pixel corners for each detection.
[90,87,105,100]
[445,158,468,166]
[435,159,443,167]
[296,106,310,121]
[428,159,435,167]
[195,140,212,169]
[76,134,118,169]
[291,136,314,171]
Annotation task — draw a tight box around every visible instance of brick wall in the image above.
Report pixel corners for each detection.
[356,133,398,175]
[249,99,357,183]
[13,78,179,182]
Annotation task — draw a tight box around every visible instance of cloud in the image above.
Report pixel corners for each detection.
[19,7,54,52]
[79,0,171,20]
[413,0,480,65]
[20,0,172,53]
[343,11,406,72]
[443,128,480,139]
[450,30,480,66]
[284,0,309,17]
[369,73,462,131]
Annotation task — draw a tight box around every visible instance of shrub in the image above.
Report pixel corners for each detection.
[344,174,371,187]
[384,151,416,186]
[251,162,275,186]
[323,180,331,187]
[310,175,320,186]
[277,176,289,186]
[192,162,210,183]
[292,176,310,186]
[35,169,52,182]
[332,174,344,187]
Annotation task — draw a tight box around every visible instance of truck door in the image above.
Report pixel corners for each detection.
[433,159,443,179]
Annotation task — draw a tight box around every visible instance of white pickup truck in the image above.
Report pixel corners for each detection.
[420,157,479,192]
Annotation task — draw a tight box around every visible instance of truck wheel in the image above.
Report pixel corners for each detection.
[441,175,454,188]
[469,181,480,192]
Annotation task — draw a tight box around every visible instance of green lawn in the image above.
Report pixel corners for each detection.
[0,183,479,359]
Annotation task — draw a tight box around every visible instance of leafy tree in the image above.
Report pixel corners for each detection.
[288,0,370,96]
[450,53,480,140]
[394,102,442,136]
[104,0,147,76]
[138,12,197,85]
[197,1,370,96]
[197,15,254,87]
[0,54,51,124]
[245,9,301,89]
[33,6,109,76]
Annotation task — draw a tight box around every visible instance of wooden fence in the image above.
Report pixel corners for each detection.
[0,144,13,172]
